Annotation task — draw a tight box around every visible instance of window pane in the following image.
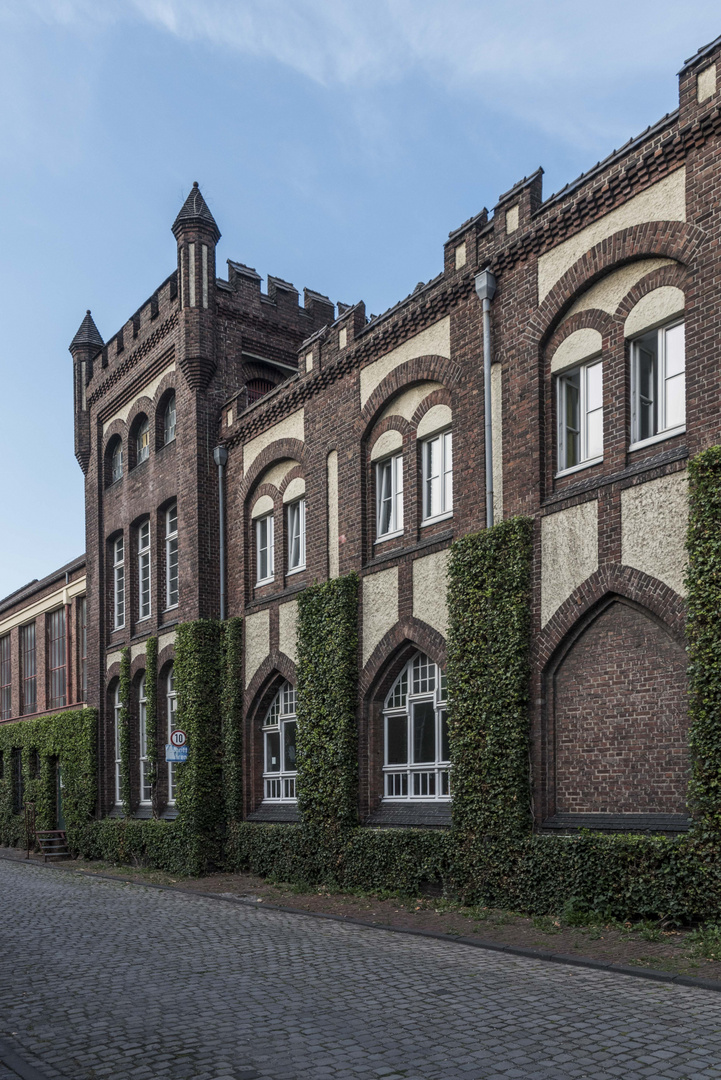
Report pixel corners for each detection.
[283,720,297,771]
[377,460,392,535]
[424,437,441,518]
[562,371,580,468]
[412,700,436,763]
[443,431,453,512]
[586,361,603,413]
[665,323,685,378]
[412,654,436,694]
[440,709,449,762]
[636,334,657,440]
[665,372,685,429]
[266,730,280,772]
[164,394,176,444]
[394,455,404,530]
[386,715,407,764]
[586,407,603,460]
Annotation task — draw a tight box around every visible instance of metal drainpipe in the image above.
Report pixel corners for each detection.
[475,268,498,527]
[213,446,229,620]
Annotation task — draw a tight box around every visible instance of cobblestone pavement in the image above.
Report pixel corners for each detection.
[1,861,721,1080]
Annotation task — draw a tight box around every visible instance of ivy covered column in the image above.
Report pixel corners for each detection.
[174,619,223,873]
[296,573,359,829]
[687,447,721,835]
[446,517,533,840]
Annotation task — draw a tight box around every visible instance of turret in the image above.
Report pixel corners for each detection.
[69,310,104,473]
[172,182,220,389]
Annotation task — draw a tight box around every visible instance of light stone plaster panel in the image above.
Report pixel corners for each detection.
[245,609,270,688]
[106,650,122,672]
[541,501,599,626]
[412,549,450,637]
[362,567,399,665]
[491,363,503,522]
[621,472,688,597]
[624,286,685,338]
[0,578,86,637]
[698,63,717,102]
[564,259,673,320]
[550,328,603,374]
[282,477,305,503]
[455,242,467,269]
[257,459,298,491]
[416,404,452,439]
[130,643,146,663]
[243,409,304,473]
[370,429,403,462]
[251,494,274,519]
[278,599,299,664]
[327,450,339,578]
[158,631,176,652]
[102,363,176,435]
[537,169,686,302]
[379,382,444,424]
[506,204,519,233]
[360,317,451,408]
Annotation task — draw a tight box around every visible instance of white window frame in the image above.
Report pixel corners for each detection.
[383,653,449,801]
[165,504,179,609]
[167,667,177,805]
[136,417,150,464]
[111,439,123,483]
[114,683,122,806]
[421,430,453,524]
[630,319,686,451]
[138,521,151,621]
[256,513,275,585]
[138,674,152,806]
[556,357,604,477]
[113,536,125,630]
[376,454,404,541]
[262,682,297,802]
[164,394,176,445]
[287,498,306,574]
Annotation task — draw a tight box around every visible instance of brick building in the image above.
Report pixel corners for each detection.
[5,34,721,840]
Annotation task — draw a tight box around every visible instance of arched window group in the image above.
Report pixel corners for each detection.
[104,391,177,487]
[262,682,297,802]
[383,653,449,800]
[111,665,177,811]
[108,501,178,634]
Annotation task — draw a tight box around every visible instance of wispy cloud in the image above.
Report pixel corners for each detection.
[11,0,721,149]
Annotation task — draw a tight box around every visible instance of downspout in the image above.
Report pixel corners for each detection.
[213,446,228,620]
[475,268,498,527]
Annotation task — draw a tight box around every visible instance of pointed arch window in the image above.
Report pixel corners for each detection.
[136,417,150,464]
[383,652,449,800]
[262,682,297,802]
[164,393,176,445]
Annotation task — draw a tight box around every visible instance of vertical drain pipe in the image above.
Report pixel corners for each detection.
[213,446,228,620]
[475,268,497,528]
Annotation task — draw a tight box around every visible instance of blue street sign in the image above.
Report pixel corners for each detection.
[165,744,188,763]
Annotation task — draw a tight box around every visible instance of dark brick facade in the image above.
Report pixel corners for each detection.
[11,33,720,832]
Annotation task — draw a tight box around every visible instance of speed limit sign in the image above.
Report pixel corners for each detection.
[170,729,187,748]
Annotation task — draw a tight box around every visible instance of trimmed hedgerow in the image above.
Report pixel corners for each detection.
[227,821,451,896]
[446,517,533,838]
[221,617,244,824]
[118,646,132,814]
[296,573,359,828]
[0,709,97,851]
[686,446,721,836]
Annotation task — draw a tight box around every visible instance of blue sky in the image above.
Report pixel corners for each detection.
[0,1,719,598]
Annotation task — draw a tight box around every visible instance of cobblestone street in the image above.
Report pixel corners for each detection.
[1,860,721,1080]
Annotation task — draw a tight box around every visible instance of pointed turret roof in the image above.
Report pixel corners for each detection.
[69,310,104,354]
[172,182,221,242]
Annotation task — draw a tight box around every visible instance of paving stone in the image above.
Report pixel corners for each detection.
[0,860,720,1080]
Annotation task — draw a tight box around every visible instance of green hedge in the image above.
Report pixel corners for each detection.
[118,646,132,814]
[227,822,451,896]
[0,709,97,851]
[446,517,533,838]
[296,573,359,828]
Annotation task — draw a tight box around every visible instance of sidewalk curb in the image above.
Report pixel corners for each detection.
[3,850,720,994]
